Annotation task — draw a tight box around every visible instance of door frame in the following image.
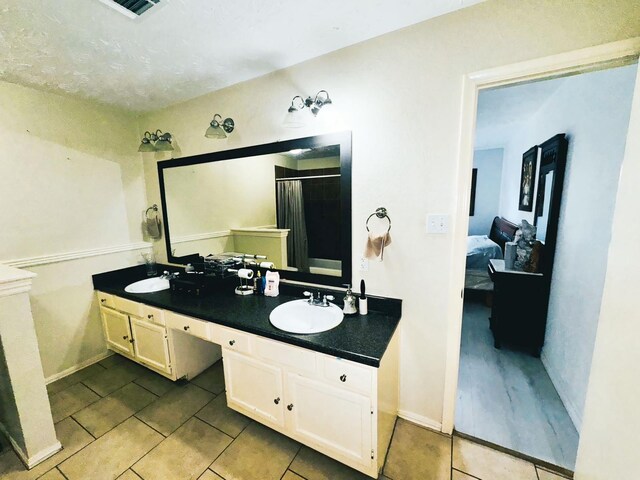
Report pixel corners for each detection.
[441,37,640,434]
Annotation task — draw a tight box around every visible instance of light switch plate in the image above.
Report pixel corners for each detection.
[359,257,369,272]
[427,214,449,234]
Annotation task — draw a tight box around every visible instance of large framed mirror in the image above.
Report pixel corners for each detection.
[158,131,352,286]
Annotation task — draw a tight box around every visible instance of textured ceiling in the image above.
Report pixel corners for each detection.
[0,0,483,112]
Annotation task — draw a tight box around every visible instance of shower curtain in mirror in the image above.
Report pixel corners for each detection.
[277,180,309,271]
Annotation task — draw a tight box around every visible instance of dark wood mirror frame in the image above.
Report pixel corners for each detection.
[157,131,352,287]
[534,133,568,280]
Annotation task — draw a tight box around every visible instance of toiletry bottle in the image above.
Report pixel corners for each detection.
[256,271,263,295]
[343,284,357,315]
[253,272,259,293]
[359,279,368,315]
[264,270,280,297]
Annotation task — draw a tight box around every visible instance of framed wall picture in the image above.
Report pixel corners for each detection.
[518,146,538,212]
[469,168,477,216]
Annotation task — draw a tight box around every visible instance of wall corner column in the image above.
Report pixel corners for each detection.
[0,264,61,468]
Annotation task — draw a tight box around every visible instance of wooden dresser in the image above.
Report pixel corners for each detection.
[488,259,547,357]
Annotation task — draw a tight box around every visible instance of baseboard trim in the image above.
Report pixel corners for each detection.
[4,242,152,269]
[397,410,443,433]
[540,351,583,432]
[0,422,62,469]
[45,351,113,385]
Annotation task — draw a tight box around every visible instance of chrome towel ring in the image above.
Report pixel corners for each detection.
[366,207,391,233]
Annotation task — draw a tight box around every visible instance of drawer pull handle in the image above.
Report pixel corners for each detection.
[183,326,190,331]
[229,340,236,346]
[122,335,128,340]
[100,299,106,303]
[287,404,294,411]
[340,374,347,382]
[148,314,153,319]
[274,397,280,405]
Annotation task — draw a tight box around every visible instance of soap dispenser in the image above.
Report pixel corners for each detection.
[343,284,357,315]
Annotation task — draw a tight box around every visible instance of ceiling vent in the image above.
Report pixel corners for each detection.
[98,0,161,19]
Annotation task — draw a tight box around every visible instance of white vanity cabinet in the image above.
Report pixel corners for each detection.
[218,326,399,478]
[97,291,219,380]
[95,289,398,479]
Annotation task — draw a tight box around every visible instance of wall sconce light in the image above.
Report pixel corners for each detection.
[283,90,333,128]
[205,114,235,139]
[138,130,174,152]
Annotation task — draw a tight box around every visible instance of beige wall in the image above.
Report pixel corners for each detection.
[0,81,149,378]
[574,65,640,480]
[138,0,640,430]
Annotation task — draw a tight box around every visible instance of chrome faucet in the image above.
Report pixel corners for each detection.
[303,290,335,307]
[161,270,179,280]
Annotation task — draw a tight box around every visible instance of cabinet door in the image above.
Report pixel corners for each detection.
[223,349,284,428]
[100,308,134,356]
[130,317,172,375]
[285,373,373,469]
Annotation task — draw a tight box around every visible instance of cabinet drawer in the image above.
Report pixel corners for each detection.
[97,291,115,309]
[166,312,211,341]
[321,356,373,395]
[113,296,143,317]
[217,326,251,354]
[254,337,316,376]
[141,305,165,326]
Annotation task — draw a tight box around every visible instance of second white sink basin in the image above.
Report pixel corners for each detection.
[270,299,344,334]
[124,277,170,294]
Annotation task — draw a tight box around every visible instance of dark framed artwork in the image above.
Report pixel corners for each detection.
[518,146,538,212]
[469,168,477,216]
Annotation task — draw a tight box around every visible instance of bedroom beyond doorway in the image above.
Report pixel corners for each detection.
[455,61,639,473]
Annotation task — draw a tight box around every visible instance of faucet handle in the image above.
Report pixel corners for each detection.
[303,291,312,298]
[324,295,334,301]
[323,294,334,306]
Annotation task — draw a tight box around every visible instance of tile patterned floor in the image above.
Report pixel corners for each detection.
[0,354,572,480]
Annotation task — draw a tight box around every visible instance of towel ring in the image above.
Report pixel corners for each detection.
[366,207,391,233]
[145,204,158,219]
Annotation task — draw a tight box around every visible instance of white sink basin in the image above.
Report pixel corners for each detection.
[124,277,170,294]
[270,299,344,334]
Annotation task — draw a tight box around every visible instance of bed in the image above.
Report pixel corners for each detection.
[465,216,518,291]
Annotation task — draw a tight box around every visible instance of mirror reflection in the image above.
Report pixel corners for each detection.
[162,144,342,277]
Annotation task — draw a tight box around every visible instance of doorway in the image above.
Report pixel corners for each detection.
[444,42,640,473]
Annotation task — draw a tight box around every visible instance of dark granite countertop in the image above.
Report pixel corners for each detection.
[93,265,401,368]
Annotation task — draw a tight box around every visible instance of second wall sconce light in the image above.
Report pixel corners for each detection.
[205,114,235,139]
[283,90,332,128]
[138,130,174,152]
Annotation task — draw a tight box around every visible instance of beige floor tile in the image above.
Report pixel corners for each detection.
[133,417,233,479]
[50,382,101,423]
[452,469,479,480]
[73,382,157,437]
[452,437,538,480]
[211,422,300,480]
[83,361,148,397]
[133,369,175,396]
[58,417,163,480]
[289,446,371,480]
[282,472,306,480]
[37,468,66,480]
[190,361,225,395]
[537,467,571,480]
[383,418,451,480]
[100,353,128,369]
[135,383,214,435]
[198,470,225,480]
[47,363,106,396]
[117,470,142,479]
[0,417,94,480]
[196,394,251,438]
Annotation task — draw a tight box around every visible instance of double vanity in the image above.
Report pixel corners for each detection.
[93,265,401,478]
